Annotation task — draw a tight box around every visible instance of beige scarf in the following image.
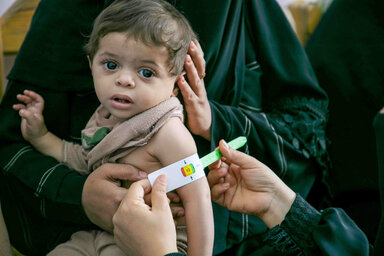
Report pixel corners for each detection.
[63,97,184,173]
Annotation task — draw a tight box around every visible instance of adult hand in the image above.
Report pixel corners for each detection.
[208,140,296,228]
[82,163,147,233]
[178,41,212,141]
[113,175,177,256]
[146,191,185,222]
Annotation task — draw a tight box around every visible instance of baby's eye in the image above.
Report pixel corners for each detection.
[138,69,154,78]
[104,61,118,70]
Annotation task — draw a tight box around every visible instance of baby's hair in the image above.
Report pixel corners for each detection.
[85,0,197,76]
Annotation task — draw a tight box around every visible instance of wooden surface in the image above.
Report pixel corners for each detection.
[288,2,322,45]
[0,0,39,99]
[2,0,39,53]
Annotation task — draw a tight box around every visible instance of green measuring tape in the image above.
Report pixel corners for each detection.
[200,136,247,168]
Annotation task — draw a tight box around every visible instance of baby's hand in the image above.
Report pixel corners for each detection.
[13,90,48,142]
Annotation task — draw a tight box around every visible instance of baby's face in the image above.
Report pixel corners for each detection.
[90,32,177,120]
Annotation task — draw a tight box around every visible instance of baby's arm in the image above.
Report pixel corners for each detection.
[176,177,214,256]
[13,90,64,162]
[150,117,214,256]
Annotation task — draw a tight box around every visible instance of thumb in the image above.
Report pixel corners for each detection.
[124,179,152,201]
[219,139,256,167]
[102,163,147,182]
[151,174,170,212]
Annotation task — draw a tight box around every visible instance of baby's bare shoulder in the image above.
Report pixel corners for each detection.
[150,117,197,166]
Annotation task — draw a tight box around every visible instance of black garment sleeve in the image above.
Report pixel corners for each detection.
[264,195,370,256]
[0,81,100,254]
[211,0,328,190]
[0,81,100,223]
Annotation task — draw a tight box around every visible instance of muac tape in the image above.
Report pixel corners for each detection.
[147,136,247,192]
[148,153,205,192]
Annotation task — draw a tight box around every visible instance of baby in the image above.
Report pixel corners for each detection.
[13,0,214,255]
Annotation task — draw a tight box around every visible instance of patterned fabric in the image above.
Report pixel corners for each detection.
[263,194,369,256]
[279,194,321,255]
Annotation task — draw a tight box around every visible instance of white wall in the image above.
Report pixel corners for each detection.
[0,0,17,18]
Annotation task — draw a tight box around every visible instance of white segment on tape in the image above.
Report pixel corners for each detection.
[148,153,205,192]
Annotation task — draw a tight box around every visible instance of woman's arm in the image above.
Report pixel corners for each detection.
[209,141,370,256]
[266,195,371,256]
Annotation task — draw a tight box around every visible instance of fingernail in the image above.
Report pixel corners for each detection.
[179,76,185,83]
[190,41,195,49]
[186,55,192,63]
[223,183,230,189]
[158,174,168,184]
[139,171,147,178]
[222,140,229,150]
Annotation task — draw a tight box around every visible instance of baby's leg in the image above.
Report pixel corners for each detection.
[95,230,126,256]
[48,230,126,256]
[47,230,96,256]
[47,230,117,256]
[47,230,99,256]
[47,230,126,256]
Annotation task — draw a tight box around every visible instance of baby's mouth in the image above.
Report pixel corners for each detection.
[111,94,133,104]
[114,98,130,103]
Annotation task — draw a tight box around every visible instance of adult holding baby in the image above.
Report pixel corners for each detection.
[0,0,328,255]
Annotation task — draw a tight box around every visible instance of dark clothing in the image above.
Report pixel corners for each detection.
[276,195,369,256]
[177,1,328,252]
[7,0,107,92]
[305,0,384,241]
[373,113,384,256]
[0,0,327,255]
[166,195,370,256]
